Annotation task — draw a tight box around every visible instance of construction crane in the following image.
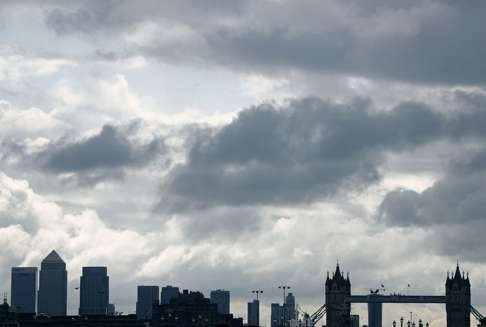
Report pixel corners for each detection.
[471,305,486,326]
[310,304,327,324]
[299,304,327,326]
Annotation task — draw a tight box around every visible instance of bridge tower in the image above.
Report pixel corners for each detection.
[326,263,351,327]
[446,263,470,327]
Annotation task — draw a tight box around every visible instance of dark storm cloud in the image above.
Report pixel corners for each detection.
[41,123,167,177]
[157,96,486,212]
[41,0,486,85]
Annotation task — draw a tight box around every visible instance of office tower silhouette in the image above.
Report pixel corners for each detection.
[11,267,37,314]
[286,293,296,320]
[270,303,283,327]
[210,289,230,315]
[247,299,259,326]
[79,267,109,316]
[37,250,67,316]
[136,286,159,320]
[160,285,179,305]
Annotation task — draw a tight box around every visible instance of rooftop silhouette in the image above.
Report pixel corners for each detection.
[41,250,64,264]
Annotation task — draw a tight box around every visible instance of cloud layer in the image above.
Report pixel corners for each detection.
[160,96,486,212]
[1,1,486,326]
[41,0,486,85]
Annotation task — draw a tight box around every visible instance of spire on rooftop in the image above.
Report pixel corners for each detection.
[335,261,342,278]
[454,261,461,279]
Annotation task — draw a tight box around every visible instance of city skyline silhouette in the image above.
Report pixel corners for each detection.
[1,1,486,326]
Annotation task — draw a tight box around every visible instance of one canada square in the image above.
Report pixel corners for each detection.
[37,250,67,316]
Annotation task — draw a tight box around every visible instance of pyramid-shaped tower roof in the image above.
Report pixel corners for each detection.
[453,262,462,280]
[335,263,342,278]
[42,250,65,263]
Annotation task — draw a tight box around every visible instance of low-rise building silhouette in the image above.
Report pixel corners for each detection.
[0,297,19,327]
[152,289,242,327]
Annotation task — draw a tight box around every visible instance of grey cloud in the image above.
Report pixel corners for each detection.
[376,189,423,227]
[44,124,165,172]
[378,175,486,262]
[378,169,486,228]
[44,0,246,35]
[41,0,486,85]
[204,1,486,85]
[452,89,486,111]
[158,97,484,212]
[377,146,486,257]
[433,220,486,263]
[168,207,266,243]
[33,123,169,187]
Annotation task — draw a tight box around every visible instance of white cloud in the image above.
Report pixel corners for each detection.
[54,74,142,117]
[241,74,295,102]
[0,171,150,275]
[0,47,76,81]
[0,100,68,139]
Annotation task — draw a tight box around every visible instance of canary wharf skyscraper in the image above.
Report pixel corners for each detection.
[37,250,67,316]
[11,267,37,314]
[79,267,109,316]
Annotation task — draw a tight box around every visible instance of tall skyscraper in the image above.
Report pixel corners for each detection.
[270,303,284,327]
[79,267,109,316]
[37,250,67,316]
[247,299,259,326]
[136,285,159,320]
[285,292,296,320]
[11,267,37,314]
[160,285,180,305]
[210,289,230,315]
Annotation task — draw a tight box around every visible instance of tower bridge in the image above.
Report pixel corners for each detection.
[346,295,447,304]
[318,262,483,327]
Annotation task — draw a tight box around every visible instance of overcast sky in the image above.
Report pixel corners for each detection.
[1,1,486,326]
